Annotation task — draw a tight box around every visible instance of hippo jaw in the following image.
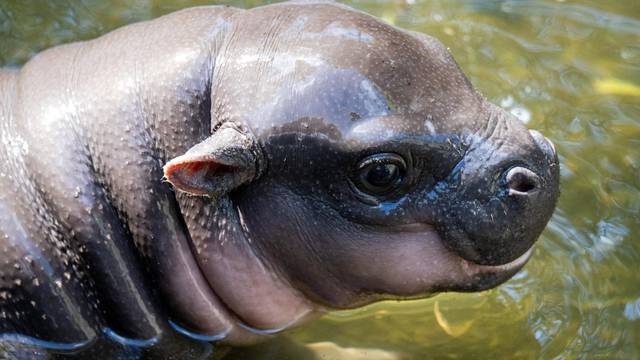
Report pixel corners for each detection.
[340,222,536,299]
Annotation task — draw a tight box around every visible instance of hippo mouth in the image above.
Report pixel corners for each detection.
[412,222,533,282]
[356,222,534,301]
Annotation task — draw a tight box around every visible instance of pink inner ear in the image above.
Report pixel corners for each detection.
[164,159,223,196]
[181,160,220,174]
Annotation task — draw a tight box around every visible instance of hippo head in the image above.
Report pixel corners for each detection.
[163,3,559,333]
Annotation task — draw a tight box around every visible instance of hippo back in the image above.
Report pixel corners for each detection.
[0,6,238,358]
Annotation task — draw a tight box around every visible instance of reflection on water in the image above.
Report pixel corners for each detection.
[1,0,639,358]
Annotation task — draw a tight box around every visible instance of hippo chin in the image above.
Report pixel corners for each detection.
[0,1,559,357]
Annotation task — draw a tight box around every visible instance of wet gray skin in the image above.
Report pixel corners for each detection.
[0,1,559,358]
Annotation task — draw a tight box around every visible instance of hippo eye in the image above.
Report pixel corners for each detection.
[355,153,407,196]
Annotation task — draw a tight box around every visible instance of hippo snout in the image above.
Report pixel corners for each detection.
[435,113,560,267]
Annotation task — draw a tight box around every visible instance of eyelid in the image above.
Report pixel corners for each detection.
[356,153,406,170]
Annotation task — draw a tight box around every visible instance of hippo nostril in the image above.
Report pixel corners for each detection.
[505,167,540,195]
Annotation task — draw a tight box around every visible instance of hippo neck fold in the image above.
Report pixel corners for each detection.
[175,194,321,338]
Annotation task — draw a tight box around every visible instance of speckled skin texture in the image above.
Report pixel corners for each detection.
[0,2,559,358]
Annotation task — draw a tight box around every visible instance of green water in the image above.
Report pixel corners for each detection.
[1,1,639,358]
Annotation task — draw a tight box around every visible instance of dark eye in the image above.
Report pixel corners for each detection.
[355,153,407,196]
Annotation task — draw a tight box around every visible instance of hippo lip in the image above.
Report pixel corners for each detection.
[380,222,533,294]
[405,222,534,269]
[458,245,533,275]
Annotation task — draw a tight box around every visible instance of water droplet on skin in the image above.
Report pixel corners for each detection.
[55,279,63,288]
[74,187,81,198]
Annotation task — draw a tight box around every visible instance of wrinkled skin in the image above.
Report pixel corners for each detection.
[0,2,559,358]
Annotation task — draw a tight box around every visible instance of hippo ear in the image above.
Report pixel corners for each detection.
[163,124,262,197]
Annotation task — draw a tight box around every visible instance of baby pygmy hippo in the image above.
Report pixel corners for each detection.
[0,1,559,358]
